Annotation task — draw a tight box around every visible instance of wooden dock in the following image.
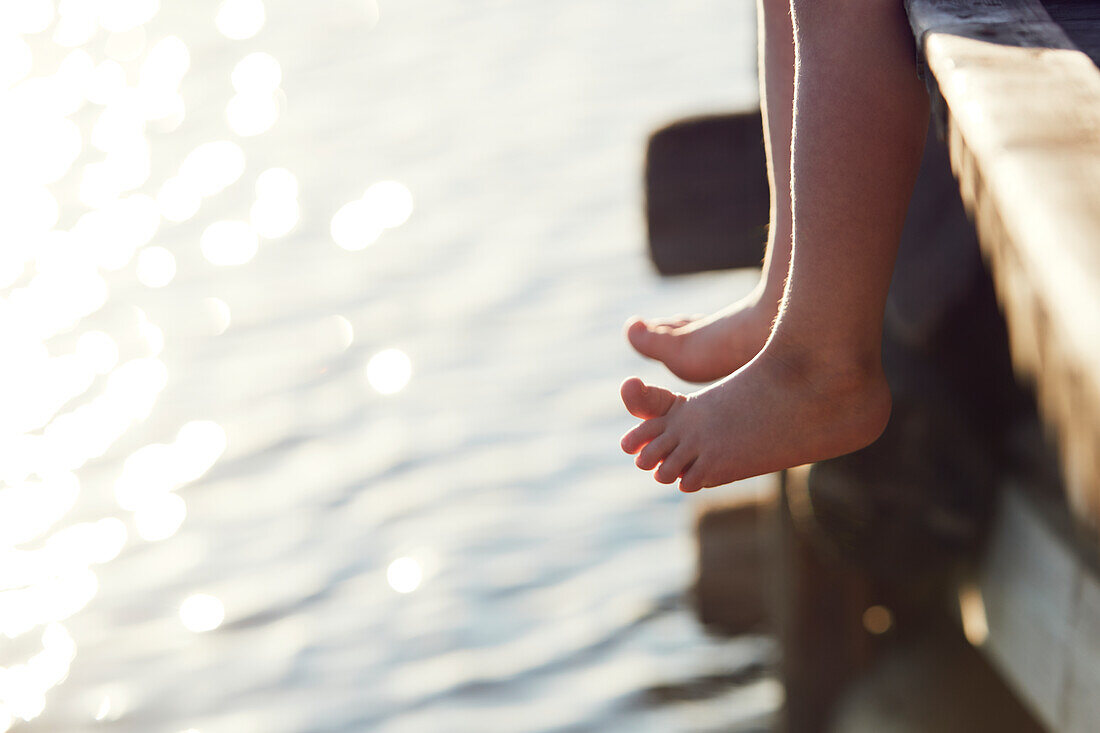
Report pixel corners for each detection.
[904,1,1100,729]
[907,0,1100,526]
[648,1,1100,729]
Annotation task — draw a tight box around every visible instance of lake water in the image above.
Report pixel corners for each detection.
[1,1,779,730]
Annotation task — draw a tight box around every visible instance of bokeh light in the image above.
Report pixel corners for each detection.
[226,53,282,137]
[226,92,279,137]
[255,167,298,201]
[202,297,231,335]
[231,52,281,94]
[135,246,176,288]
[331,315,354,351]
[366,349,412,395]
[8,0,55,34]
[0,36,32,88]
[179,141,246,197]
[134,492,186,541]
[54,4,98,47]
[76,331,120,375]
[85,60,126,105]
[99,0,161,33]
[0,624,77,725]
[114,421,227,511]
[250,167,300,238]
[331,181,413,250]
[215,0,265,40]
[331,199,383,251]
[139,35,189,124]
[386,557,422,594]
[200,221,259,266]
[363,181,414,229]
[157,177,202,222]
[106,27,147,63]
[179,594,225,633]
[250,198,299,238]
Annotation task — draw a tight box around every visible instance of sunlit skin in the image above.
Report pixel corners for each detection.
[622,0,929,492]
[624,289,777,383]
[626,0,795,384]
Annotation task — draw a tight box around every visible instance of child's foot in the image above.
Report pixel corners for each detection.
[619,343,891,491]
[625,291,778,383]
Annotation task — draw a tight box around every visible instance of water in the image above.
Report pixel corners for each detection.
[1,1,779,730]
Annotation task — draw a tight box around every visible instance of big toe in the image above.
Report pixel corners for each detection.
[620,377,681,419]
[625,318,680,361]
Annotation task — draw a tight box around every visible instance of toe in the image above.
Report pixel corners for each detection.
[620,418,664,454]
[678,460,705,493]
[636,434,677,471]
[626,318,681,361]
[620,378,682,419]
[625,319,657,355]
[655,446,695,484]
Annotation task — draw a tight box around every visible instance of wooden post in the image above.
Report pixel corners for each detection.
[773,466,876,732]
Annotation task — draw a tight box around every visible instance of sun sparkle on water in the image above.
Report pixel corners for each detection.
[250,167,300,237]
[331,181,414,251]
[231,52,281,94]
[202,297,232,335]
[94,696,111,721]
[363,181,414,229]
[0,3,248,727]
[76,330,119,375]
[331,315,354,351]
[179,140,246,197]
[135,245,176,287]
[386,557,423,594]
[226,90,279,137]
[134,492,186,542]
[367,348,412,394]
[179,594,225,633]
[215,0,265,40]
[106,27,147,63]
[200,220,259,266]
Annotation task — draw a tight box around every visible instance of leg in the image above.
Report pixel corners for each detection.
[625,0,795,383]
[622,0,929,492]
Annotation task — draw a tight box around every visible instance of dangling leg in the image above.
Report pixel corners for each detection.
[621,0,929,492]
[625,0,795,383]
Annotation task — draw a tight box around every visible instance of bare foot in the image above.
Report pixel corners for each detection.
[619,343,891,492]
[625,290,778,383]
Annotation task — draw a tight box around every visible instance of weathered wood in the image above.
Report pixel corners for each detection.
[691,487,776,634]
[906,0,1100,526]
[886,123,981,348]
[830,635,1043,733]
[970,483,1100,731]
[1043,1,1100,68]
[644,112,770,275]
[642,113,979,307]
[775,466,876,732]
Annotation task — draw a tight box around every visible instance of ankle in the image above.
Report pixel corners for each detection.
[744,282,783,320]
[761,331,886,397]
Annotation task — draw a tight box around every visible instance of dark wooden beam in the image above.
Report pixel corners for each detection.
[906,0,1100,527]
[967,483,1100,731]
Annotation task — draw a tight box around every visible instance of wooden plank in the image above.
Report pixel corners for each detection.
[691,487,776,634]
[774,466,876,732]
[1043,1,1100,68]
[1064,575,1100,730]
[643,112,769,275]
[906,0,1100,525]
[975,486,1076,726]
[971,484,1100,730]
